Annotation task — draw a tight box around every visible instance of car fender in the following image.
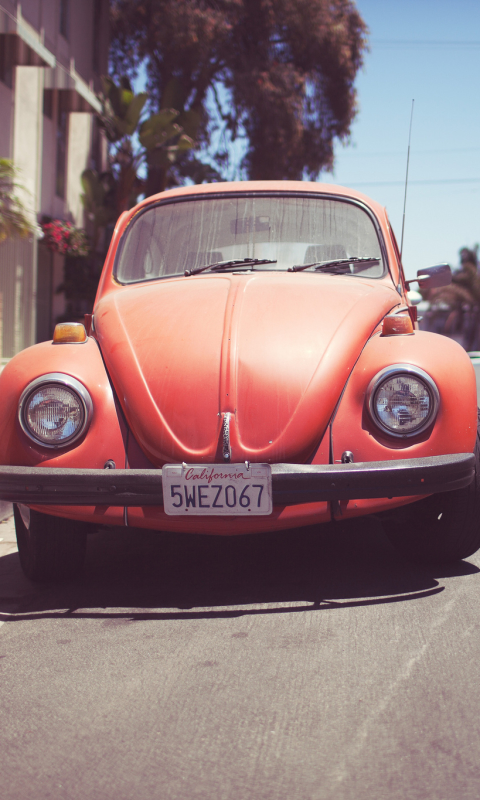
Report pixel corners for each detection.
[0,338,126,470]
[331,330,477,464]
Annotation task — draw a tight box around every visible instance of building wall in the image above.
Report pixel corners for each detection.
[19,1,109,87]
[0,0,109,356]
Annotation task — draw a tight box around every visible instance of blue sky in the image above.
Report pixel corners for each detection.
[326,0,480,279]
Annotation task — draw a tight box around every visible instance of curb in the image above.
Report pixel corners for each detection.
[0,501,13,522]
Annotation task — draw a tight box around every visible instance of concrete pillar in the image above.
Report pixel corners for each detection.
[67,111,92,226]
[12,66,43,223]
[12,65,43,350]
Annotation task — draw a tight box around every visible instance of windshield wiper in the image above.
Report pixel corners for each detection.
[185,258,277,276]
[288,257,381,273]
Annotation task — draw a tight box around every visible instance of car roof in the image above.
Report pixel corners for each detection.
[130,180,387,220]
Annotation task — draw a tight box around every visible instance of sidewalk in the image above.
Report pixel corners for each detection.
[0,512,17,559]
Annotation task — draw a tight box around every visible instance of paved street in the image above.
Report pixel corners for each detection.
[2,510,480,800]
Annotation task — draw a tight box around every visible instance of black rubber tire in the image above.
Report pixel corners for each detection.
[14,506,87,582]
[384,414,480,564]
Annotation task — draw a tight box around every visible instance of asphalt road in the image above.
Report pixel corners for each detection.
[2,511,480,800]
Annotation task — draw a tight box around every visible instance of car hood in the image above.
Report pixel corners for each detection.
[95,273,399,464]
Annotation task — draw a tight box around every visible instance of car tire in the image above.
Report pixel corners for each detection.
[14,505,87,582]
[383,413,480,564]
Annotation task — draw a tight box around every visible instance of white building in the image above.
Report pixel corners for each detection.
[0,0,109,361]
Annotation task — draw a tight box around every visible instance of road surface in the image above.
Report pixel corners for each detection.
[1,510,480,800]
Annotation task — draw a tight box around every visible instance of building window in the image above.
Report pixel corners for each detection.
[43,89,54,119]
[36,246,54,343]
[56,104,68,198]
[93,1,102,74]
[0,35,13,88]
[59,0,69,40]
[91,117,102,172]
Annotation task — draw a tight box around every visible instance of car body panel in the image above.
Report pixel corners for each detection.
[0,338,126,526]
[0,180,475,536]
[331,330,477,462]
[330,330,477,520]
[95,271,400,465]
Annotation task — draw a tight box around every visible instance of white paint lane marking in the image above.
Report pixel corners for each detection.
[327,594,458,790]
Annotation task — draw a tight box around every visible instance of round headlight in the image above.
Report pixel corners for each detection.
[367,365,439,437]
[19,374,93,448]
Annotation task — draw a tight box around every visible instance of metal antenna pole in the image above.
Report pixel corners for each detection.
[400,99,415,259]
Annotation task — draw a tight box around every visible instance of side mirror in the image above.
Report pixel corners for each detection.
[406,263,452,291]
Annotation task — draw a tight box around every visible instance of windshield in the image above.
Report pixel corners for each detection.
[115,194,385,283]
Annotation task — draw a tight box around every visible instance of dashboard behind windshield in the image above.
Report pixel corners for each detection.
[115,194,385,284]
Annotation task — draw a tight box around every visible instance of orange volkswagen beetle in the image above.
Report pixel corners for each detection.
[0,181,478,580]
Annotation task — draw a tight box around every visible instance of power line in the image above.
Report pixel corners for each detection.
[372,39,480,48]
[338,147,480,158]
[343,178,480,187]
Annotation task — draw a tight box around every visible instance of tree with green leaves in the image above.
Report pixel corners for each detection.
[110,0,368,192]
[81,76,198,242]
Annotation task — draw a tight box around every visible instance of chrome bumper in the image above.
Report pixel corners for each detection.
[0,453,474,506]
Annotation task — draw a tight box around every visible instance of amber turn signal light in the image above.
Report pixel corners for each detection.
[381,314,414,336]
[53,322,88,344]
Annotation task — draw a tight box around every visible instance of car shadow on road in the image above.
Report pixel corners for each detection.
[1,516,478,622]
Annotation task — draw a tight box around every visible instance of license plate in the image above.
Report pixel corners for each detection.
[162,463,272,516]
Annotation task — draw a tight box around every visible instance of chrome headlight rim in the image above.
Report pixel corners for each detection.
[18,373,93,449]
[366,364,440,439]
